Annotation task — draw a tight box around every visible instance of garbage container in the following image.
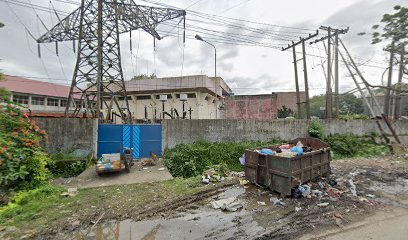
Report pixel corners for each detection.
[244,137,331,195]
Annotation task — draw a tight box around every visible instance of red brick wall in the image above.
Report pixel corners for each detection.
[223,95,277,120]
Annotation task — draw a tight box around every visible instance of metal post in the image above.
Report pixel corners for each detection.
[96,0,103,120]
[394,48,404,120]
[301,40,311,119]
[326,27,332,119]
[334,33,339,117]
[384,40,395,118]
[214,47,217,77]
[292,45,302,118]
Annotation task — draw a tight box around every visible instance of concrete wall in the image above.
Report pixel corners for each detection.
[32,117,97,154]
[162,119,408,149]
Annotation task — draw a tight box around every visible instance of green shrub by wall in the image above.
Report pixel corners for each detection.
[163,140,283,178]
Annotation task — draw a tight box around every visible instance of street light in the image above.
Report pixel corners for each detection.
[195,34,216,77]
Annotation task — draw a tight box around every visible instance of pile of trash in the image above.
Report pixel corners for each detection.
[239,141,313,166]
[201,164,234,184]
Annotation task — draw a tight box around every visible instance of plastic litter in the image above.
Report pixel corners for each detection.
[260,148,274,155]
[295,207,302,212]
[290,146,304,156]
[239,154,246,165]
[298,185,311,197]
[312,189,323,197]
[317,202,329,207]
[291,187,303,199]
[202,175,211,184]
[328,179,337,187]
[366,194,375,198]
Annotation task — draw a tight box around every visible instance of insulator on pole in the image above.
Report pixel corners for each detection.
[56,42,59,56]
[73,40,76,53]
[37,43,41,58]
[130,31,132,52]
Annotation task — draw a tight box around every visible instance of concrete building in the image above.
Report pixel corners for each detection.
[223,94,278,120]
[0,75,72,116]
[113,75,232,121]
[275,91,306,112]
[222,92,306,120]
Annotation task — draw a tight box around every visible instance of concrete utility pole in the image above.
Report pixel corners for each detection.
[282,31,318,119]
[384,41,395,118]
[326,27,332,119]
[310,26,348,119]
[334,33,339,117]
[302,40,311,119]
[292,45,302,118]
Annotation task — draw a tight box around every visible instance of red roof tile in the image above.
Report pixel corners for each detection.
[0,75,71,98]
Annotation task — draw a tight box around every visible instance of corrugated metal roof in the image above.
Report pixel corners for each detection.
[0,75,70,98]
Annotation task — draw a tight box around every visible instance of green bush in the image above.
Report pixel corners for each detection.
[338,114,370,120]
[308,120,325,139]
[163,140,283,178]
[48,160,88,178]
[325,134,389,159]
[0,101,52,192]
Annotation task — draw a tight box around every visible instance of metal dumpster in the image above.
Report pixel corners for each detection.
[245,137,331,195]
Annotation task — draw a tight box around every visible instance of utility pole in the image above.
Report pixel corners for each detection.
[302,40,311,119]
[292,45,301,118]
[334,33,339,117]
[310,26,348,119]
[384,40,395,118]
[282,31,318,119]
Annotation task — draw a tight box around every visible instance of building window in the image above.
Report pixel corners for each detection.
[47,98,59,106]
[155,94,172,99]
[31,96,45,105]
[60,99,68,107]
[117,96,132,101]
[13,95,29,104]
[187,93,196,98]
[136,95,151,100]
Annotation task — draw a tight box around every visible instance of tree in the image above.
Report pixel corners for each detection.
[277,105,294,118]
[131,73,157,80]
[309,94,365,119]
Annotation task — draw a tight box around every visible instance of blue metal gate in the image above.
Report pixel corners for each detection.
[97,124,162,159]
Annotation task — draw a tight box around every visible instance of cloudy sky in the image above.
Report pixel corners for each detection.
[0,0,406,96]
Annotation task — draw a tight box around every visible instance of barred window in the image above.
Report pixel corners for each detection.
[47,98,59,106]
[60,99,68,107]
[31,96,45,105]
[136,95,151,100]
[13,95,29,104]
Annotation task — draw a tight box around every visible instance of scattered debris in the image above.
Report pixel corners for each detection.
[317,202,329,207]
[349,179,357,196]
[257,201,266,206]
[158,167,166,171]
[328,179,337,187]
[211,197,243,212]
[270,197,286,206]
[239,179,249,185]
[295,206,302,212]
[366,194,375,198]
[61,188,78,197]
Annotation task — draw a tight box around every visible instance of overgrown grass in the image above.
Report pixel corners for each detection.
[0,177,205,238]
[325,134,389,159]
[163,140,284,178]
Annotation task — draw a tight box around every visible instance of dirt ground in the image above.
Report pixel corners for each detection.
[42,155,408,240]
[53,158,173,189]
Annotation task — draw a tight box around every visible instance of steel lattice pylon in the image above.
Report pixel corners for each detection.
[37,0,185,123]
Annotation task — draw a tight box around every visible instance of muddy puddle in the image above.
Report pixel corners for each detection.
[50,165,408,240]
[54,185,282,240]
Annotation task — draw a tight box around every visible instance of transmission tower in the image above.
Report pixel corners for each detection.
[37,0,186,123]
